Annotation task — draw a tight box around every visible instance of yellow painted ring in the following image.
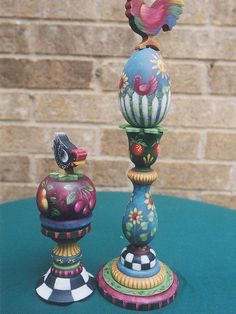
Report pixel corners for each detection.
[111,260,166,290]
[53,243,81,257]
[127,169,158,185]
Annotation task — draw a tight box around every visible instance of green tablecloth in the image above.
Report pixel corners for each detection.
[1,192,236,314]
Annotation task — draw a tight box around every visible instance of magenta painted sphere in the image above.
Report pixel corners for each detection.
[36,173,96,221]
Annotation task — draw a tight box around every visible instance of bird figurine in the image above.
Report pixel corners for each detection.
[53,132,87,171]
[134,75,158,96]
[125,0,184,50]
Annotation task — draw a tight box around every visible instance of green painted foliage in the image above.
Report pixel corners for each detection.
[51,208,61,217]
[141,221,148,231]
[139,233,148,242]
[49,197,56,204]
[126,222,133,231]
[125,231,132,239]
[46,184,53,191]
[84,185,94,192]
[148,211,155,222]
[151,227,157,237]
[66,192,76,205]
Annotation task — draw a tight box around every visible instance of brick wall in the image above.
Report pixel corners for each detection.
[0,0,236,208]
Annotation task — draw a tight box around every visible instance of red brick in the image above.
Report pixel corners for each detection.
[0,93,31,121]
[156,162,233,191]
[0,23,30,53]
[166,97,236,128]
[0,0,98,20]
[209,63,236,95]
[0,59,92,89]
[205,132,236,161]
[0,125,97,156]
[35,94,123,125]
[212,0,236,26]
[0,156,31,182]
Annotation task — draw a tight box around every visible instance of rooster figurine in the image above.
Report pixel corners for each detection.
[125,0,184,50]
[53,132,87,171]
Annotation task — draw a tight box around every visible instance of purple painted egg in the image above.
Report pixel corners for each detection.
[119,47,171,128]
[36,173,96,221]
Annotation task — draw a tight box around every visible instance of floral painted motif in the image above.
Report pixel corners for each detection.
[119,72,129,92]
[122,182,158,246]
[144,193,155,211]
[151,53,169,80]
[129,208,143,225]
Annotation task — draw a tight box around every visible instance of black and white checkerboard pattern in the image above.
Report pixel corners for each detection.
[36,267,96,303]
[120,247,157,271]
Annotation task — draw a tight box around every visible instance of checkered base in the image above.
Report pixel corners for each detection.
[120,246,157,271]
[36,267,96,304]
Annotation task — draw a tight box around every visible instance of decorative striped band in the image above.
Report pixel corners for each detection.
[51,264,83,277]
[53,261,80,270]
[53,242,81,257]
[117,259,160,278]
[111,259,166,290]
[127,168,158,184]
[119,90,171,128]
[41,224,91,240]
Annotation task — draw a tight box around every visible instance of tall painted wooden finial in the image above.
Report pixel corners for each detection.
[98,0,184,311]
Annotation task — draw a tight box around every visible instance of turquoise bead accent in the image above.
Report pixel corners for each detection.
[117,259,160,278]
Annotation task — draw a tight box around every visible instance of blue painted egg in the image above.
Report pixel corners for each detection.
[119,47,171,128]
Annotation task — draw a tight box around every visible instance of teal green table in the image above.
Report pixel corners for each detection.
[1,192,236,314]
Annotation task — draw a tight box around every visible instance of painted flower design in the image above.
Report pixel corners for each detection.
[129,208,143,225]
[144,193,155,211]
[151,53,169,80]
[119,72,129,92]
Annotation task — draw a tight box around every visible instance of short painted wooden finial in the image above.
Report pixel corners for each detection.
[36,133,96,304]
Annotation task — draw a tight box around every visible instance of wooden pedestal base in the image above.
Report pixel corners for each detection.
[36,266,96,304]
[97,258,178,311]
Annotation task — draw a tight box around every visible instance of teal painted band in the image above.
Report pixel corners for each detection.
[53,261,80,270]
[117,260,160,278]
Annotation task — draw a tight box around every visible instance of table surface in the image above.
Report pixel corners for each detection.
[0,192,236,314]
